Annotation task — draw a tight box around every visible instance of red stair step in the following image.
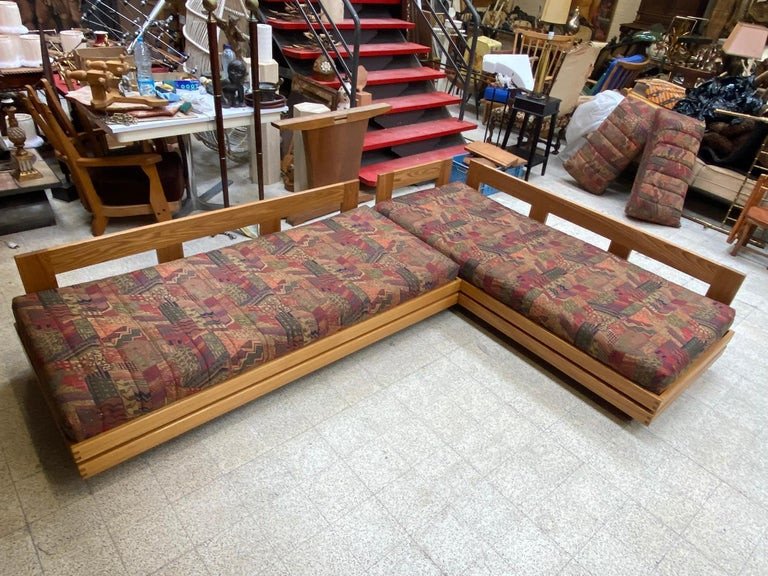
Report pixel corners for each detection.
[283,42,430,60]
[319,67,446,89]
[359,144,468,187]
[266,17,414,30]
[379,92,462,114]
[363,119,476,152]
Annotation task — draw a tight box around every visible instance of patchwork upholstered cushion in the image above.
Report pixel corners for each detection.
[377,183,735,394]
[564,97,655,195]
[625,108,705,227]
[13,207,458,442]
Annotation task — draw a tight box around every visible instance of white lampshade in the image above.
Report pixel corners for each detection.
[723,22,768,59]
[60,29,85,54]
[540,0,570,25]
[19,34,42,67]
[0,34,20,67]
[0,1,27,34]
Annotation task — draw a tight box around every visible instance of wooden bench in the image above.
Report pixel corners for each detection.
[12,181,461,478]
[375,159,744,424]
[11,162,744,478]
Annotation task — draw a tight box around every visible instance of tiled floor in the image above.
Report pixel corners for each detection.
[0,122,766,575]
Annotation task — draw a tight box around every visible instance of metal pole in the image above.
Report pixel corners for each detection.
[204,0,230,208]
[36,29,55,85]
[246,0,264,201]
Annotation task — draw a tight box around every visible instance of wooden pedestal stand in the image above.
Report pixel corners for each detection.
[273,102,390,224]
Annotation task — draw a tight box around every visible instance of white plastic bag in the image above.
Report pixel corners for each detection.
[560,91,625,161]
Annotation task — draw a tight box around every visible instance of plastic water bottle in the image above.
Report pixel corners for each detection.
[221,44,235,80]
[135,35,155,96]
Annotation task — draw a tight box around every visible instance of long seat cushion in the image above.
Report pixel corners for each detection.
[376,183,735,394]
[13,207,459,442]
[563,97,655,195]
[625,108,705,227]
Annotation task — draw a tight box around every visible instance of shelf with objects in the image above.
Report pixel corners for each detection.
[678,21,768,232]
[0,105,61,235]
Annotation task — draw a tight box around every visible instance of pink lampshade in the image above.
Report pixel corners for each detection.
[723,22,768,59]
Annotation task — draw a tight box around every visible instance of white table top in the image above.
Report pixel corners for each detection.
[98,104,286,143]
[67,88,285,143]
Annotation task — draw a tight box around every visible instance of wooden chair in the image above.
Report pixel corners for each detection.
[507,29,576,95]
[477,29,576,123]
[590,56,649,94]
[668,64,716,89]
[23,86,185,236]
[727,173,768,258]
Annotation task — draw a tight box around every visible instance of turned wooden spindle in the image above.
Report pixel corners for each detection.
[204,0,230,208]
[245,0,264,200]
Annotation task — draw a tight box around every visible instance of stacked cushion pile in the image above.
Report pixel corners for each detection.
[564,97,705,226]
[625,108,706,227]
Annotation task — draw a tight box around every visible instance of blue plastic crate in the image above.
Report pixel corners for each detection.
[451,153,524,196]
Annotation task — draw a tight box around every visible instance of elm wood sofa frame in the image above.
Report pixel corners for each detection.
[13,180,461,478]
[375,160,745,425]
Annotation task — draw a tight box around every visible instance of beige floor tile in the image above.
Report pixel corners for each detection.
[683,483,768,575]
[110,505,193,576]
[152,549,210,576]
[198,516,280,576]
[172,477,249,546]
[368,541,442,576]
[0,528,42,576]
[37,529,127,576]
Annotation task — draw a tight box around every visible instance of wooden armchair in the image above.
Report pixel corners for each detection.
[728,173,768,259]
[668,64,716,89]
[23,87,185,236]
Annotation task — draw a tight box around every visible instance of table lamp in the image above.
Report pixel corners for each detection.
[540,0,570,33]
[532,0,569,95]
[722,22,768,76]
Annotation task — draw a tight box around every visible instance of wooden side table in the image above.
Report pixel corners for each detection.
[501,90,561,181]
[0,148,60,234]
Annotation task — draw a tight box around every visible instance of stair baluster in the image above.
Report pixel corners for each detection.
[290,0,360,104]
[408,0,480,120]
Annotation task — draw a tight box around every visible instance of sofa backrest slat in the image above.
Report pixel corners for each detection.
[15,180,360,293]
[465,161,744,305]
[375,160,452,202]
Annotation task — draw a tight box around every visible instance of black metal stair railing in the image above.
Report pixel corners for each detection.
[289,0,360,106]
[408,0,480,121]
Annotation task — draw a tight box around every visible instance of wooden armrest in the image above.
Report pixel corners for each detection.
[76,154,162,168]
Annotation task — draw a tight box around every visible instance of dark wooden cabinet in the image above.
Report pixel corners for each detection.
[627,0,709,29]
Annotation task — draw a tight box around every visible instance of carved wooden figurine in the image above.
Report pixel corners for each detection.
[68,59,167,110]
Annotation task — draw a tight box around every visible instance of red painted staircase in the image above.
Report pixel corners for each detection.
[263,0,476,186]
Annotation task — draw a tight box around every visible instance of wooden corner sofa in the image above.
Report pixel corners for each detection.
[12,162,744,477]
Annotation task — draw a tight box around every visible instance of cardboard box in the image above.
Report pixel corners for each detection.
[154,72,200,91]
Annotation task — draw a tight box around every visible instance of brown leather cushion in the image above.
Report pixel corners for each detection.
[90,152,185,206]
